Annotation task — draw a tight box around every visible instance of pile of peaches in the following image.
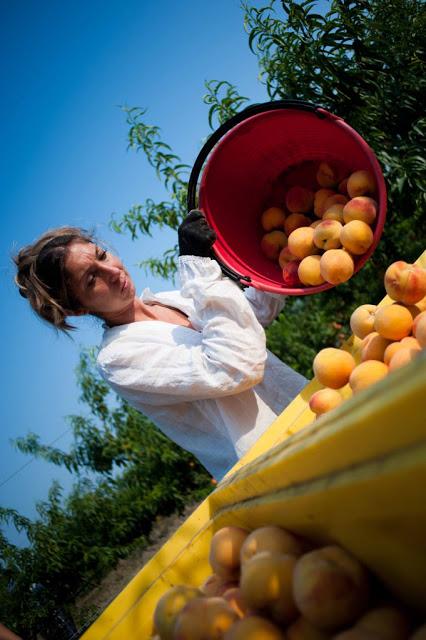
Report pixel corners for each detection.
[260,163,379,287]
[309,260,426,417]
[151,524,425,640]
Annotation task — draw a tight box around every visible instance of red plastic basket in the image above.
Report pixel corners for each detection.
[187,101,387,295]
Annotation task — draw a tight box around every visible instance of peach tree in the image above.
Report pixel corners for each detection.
[111,0,426,376]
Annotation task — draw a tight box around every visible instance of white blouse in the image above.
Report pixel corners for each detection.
[97,256,307,480]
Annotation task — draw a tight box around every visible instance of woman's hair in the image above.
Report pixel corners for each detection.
[13,226,97,333]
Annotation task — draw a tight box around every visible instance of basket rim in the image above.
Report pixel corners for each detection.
[199,107,387,295]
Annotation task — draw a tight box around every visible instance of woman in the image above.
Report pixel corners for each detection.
[14,211,306,480]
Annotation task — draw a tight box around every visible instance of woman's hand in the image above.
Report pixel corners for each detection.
[178,210,217,258]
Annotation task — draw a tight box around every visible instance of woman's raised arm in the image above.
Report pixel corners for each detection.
[97,256,268,403]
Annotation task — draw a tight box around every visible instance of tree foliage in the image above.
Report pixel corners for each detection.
[245,0,426,374]
[1,350,212,638]
[110,0,425,375]
[244,0,426,263]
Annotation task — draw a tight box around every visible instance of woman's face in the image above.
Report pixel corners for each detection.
[65,241,136,319]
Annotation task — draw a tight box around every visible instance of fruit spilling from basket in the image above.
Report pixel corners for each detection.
[259,163,379,287]
[308,260,426,417]
[151,524,425,639]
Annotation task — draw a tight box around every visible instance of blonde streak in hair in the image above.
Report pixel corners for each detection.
[26,259,68,327]
[14,226,95,333]
[14,273,29,299]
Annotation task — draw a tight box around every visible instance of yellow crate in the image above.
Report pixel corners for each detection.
[82,252,426,639]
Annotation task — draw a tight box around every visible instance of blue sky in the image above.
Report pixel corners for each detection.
[0,0,279,544]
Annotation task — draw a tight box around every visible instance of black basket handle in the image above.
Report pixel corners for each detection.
[187,99,324,286]
[187,99,324,211]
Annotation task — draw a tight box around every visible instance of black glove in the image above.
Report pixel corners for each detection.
[178,210,217,257]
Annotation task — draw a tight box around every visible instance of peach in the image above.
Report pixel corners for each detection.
[200,574,238,597]
[322,204,345,223]
[340,220,374,255]
[400,336,422,350]
[322,193,348,214]
[309,388,343,415]
[414,313,426,347]
[313,220,343,250]
[313,348,356,389]
[350,304,378,339]
[174,597,239,640]
[385,338,421,364]
[338,177,349,195]
[298,255,325,286]
[316,162,338,188]
[404,304,421,324]
[279,245,298,268]
[241,526,305,564]
[261,206,286,231]
[347,169,376,197]
[209,526,249,578]
[416,295,426,312]
[413,310,426,334]
[349,360,389,393]
[288,226,317,259]
[240,551,298,625]
[361,332,391,362]
[286,186,315,213]
[384,261,426,305]
[314,188,336,217]
[153,585,202,640]
[343,197,377,225]
[374,304,413,340]
[389,347,419,371]
[284,212,312,236]
[403,304,422,321]
[356,606,411,640]
[223,615,285,640]
[222,587,248,619]
[383,341,405,366]
[261,230,288,260]
[320,249,355,285]
[297,256,325,287]
[287,616,331,640]
[282,260,302,287]
[311,219,323,228]
[292,545,370,631]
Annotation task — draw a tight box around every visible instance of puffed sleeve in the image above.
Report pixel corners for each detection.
[244,286,287,327]
[97,257,268,402]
